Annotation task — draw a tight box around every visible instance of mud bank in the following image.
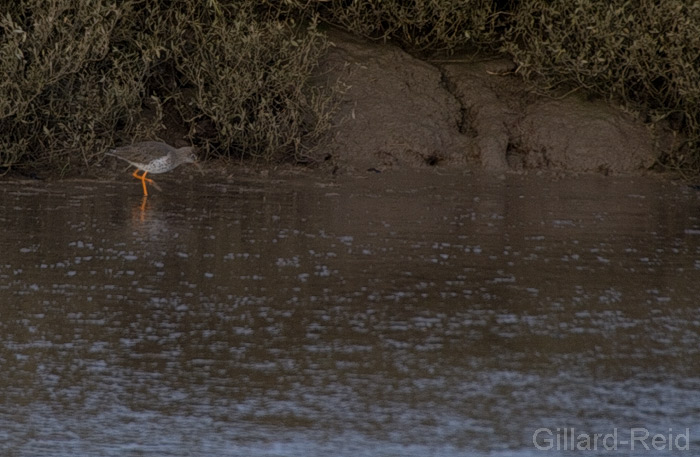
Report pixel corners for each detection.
[318,30,674,174]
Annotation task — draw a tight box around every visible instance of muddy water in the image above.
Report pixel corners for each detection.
[1,170,700,456]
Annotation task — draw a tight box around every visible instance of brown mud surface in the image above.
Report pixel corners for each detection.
[319,30,674,175]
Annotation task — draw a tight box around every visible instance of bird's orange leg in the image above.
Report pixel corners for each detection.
[131,169,154,196]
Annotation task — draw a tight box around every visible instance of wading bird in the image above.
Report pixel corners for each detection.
[106,141,201,196]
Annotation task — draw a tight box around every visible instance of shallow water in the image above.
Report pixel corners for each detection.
[1,170,700,456]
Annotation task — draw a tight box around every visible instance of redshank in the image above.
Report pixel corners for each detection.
[106,141,201,196]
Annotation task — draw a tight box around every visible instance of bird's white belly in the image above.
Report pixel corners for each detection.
[145,156,171,174]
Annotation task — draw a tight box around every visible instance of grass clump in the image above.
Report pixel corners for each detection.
[319,0,497,50]
[0,0,154,172]
[0,0,336,172]
[164,2,334,162]
[504,0,700,169]
[272,0,499,51]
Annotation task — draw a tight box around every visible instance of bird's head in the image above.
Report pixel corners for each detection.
[177,146,203,174]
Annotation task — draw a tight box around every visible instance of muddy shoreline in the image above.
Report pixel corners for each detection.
[4,29,683,184]
[317,30,675,175]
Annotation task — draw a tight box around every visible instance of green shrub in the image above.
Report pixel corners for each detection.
[0,0,337,171]
[301,0,499,50]
[0,0,154,171]
[163,1,335,162]
[504,0,700,167]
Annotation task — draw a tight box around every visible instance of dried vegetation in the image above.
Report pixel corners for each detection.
[504,0,700,171]
[1,0,699,172]
[0,0,335,172]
